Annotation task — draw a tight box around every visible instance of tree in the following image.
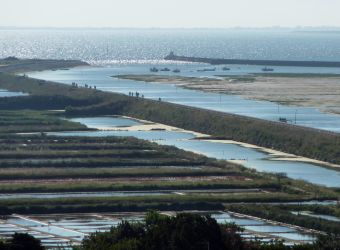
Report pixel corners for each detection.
[79,212,250,250]
[313,234,340,250]
[7,233,44,250]
[78,212,327,250]
[81,221,144,250]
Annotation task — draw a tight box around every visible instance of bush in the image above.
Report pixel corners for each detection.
[0,233,44,250]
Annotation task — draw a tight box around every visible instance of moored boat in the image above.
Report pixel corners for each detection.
[262,67,274,72]
[160,67,171,72]
[150,67,159,72]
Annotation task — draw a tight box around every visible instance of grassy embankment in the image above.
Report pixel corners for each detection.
[0,110,87,133]
[226,204,340,235]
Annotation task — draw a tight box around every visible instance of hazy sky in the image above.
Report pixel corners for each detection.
[1,0,340,28]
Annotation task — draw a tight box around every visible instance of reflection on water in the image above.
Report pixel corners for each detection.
[219,218,265,226]
[291,211,340,222]
[0,191,173,200]
[8,217,85,239]
[49,130,194,141]
[4,29,340,63]
[245,225,294,233]
[69,116,142,129]
[271,233,316,242]
[0,89,27,97]
[171,139,340,188]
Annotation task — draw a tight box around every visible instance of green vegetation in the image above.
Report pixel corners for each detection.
[78,211,246,250]
[0,167,242,181]
[0,186,336,215]
[0,199,225,215]
[0,110,87,133]
[0,233,44,250]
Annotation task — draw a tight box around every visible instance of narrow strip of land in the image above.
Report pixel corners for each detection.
[165,53,340,67]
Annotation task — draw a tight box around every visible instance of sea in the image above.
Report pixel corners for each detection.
[2,28,340,64]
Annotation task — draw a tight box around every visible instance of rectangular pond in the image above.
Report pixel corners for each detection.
[0,211,317,248]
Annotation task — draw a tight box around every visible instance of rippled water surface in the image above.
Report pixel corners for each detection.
[2,29,340,64]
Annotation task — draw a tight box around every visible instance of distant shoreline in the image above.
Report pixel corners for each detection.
[0,58,89,73]
[165,53,340,67]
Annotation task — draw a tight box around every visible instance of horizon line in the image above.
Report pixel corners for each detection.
[1,26,340,30]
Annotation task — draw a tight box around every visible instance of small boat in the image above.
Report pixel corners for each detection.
[262,67,274,72]
[172,69,180,73]
[222,66,230,71]
[160,67,171,72]
[150,67,159,72]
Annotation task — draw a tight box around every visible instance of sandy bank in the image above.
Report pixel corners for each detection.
[99,115,208,137]
[115,74,340,115]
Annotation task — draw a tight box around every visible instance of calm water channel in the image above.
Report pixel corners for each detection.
[49,116,340,187]
[28,65,340,133]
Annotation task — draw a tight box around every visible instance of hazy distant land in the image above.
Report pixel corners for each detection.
[0,57,88,73]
